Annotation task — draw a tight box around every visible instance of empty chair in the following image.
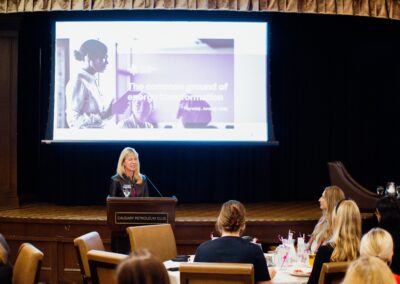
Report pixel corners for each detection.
[87,249,127,284]
[74,231,105,284]
[180,262,254,284]
[318,261,350,284]
[12,243,44,284]
[126,224,177,262]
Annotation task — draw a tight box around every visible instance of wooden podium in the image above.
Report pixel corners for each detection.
[106,197,178,252]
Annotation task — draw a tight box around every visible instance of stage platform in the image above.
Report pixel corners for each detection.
[0,201,321,283]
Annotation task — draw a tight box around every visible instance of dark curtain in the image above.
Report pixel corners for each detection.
[14,10,400,205]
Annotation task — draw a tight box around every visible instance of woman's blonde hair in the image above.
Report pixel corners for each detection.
[311,186,345,247]
[0,243,7,264]
[216,200,246,235]
[116,147,142,184]
[329,199,361,262]
[360,228,394,263]
[342,256,396,284]
[116,249,170,284]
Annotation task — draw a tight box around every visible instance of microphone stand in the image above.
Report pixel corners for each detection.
[146,175,164,197]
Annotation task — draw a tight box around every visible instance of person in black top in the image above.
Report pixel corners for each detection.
[307,200,361,284]
[109,147,149,197]
[0,234,12,284]
[194,200,273,284]
[375,196,400,274]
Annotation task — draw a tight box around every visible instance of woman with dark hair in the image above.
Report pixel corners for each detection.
[0,234,12,284]
[65,39,114,128]
[194,200,273,284]
[376,196,400,274]
[116,249,170,284]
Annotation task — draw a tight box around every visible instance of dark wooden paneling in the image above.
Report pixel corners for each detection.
[0,29,19,209]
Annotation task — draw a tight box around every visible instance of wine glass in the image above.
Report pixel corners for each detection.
[396,186,400,199]
[122,184,131,197]
[376,186,385,196]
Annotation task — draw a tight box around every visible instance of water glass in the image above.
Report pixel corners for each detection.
[122,184,131,197]
[377,186,384,196]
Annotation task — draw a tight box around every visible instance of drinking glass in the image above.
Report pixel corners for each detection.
[122,184,131,197]
[308,253,316,267]
[396,186,400,199]
[376,186,384,196]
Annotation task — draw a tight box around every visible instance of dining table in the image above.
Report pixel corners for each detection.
[164,256,310,284]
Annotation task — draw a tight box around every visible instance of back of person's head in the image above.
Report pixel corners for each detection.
[216,200,246,235]
[360,228,394,263]
[342,256,396,284]
[74,39,107,61]
[376,196,400,231]
[330,199,361,262]
[0,234,10,265]
[116,249,170,284]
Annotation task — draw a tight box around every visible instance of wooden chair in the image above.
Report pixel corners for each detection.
[12,243,44,284]
[87,249,128,284]
[180,262,254,284]
[318,261,350,284]
[126,224,177,262]
[74,231,105,284]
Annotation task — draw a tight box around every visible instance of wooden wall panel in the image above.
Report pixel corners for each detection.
[0,30,19,209]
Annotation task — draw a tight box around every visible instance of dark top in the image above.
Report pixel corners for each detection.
[194,236,270,282]
[109,173,149,197]
[0,234,12,284]
[307,244,334,284]
[0,263,12,284]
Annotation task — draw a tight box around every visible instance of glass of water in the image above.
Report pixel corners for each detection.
[376,186,385,196]
[122,184,131,197]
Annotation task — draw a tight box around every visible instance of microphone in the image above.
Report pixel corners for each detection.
[145,174,164,197]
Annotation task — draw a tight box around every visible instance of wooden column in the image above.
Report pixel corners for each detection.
[0,29,19,209]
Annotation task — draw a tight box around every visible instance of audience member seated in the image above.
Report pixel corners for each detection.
[194,200,274,284]
[375,196,400,274]
[307,199,361,284]
[307,186,345,253]
[360,227,400,283]
[342,256,396,284]
[116,249,170,284]
[0,234,12,284]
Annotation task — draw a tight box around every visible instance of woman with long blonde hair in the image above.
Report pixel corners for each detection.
[342,256,396,284]
[307,199,361,284]
[109,147,149,197]
[308,186,345,253]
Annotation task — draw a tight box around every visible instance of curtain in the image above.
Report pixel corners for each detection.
[1,0,400,21]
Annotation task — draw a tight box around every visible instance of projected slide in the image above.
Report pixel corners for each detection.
[53,21,268,142]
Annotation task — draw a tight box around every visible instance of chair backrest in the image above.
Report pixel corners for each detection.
[180,262,254,284]
[74,231,105,283]
[318,261,350,284]
[12,243,44,284]
[126,224,177,262]
[87,250,128,284]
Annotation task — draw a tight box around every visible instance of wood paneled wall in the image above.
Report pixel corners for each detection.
[0,28,19,209]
